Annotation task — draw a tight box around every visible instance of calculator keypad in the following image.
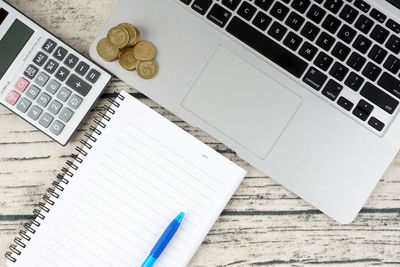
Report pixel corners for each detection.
[34,72,49,87]
[42,39,57,53]
[53,46,68,61]
[66,74,92,96]
[14,78,29,92]
[27,105,43,120]
[24,65,39,79]
[16,98,32,113]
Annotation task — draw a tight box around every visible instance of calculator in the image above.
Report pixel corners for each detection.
[0,1,112,145]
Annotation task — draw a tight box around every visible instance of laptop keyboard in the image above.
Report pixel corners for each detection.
[179,0,400,133]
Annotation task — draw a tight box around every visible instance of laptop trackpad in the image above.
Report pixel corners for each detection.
[182,46,302,159]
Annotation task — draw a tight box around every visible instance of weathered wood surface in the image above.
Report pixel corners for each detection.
[0,0,399,266]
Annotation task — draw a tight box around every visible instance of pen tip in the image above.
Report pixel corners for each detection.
[176,212,185,223]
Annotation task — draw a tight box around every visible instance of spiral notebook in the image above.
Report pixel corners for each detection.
[6,90,246,267]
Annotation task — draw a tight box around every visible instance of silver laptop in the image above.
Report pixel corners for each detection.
[90,0,400,223]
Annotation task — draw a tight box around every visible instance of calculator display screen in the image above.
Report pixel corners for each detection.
[0,19,34,80]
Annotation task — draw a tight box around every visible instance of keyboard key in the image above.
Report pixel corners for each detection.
[283,32,303,51]
[26,85,40,100]
[68,94,83,110]
[180,0,192,5]
[331,42,351,61]
[322,79,343,101]
[323,0,343,14]
[34,72,49,87]
[352,34,372,53]
[316,32,335,51]
[370,25,389,44]
[386,19,400,34]
[360,82,399,114]
[303,66,327,90]
[75,61,90,76]
[253,11,272,31]
[270,2,289,21]
[53,46,68,61]
[354,0,370,13]
[355,15,374,34]
[49,120,65,136]
[285,11,305,31]
[16,97,32,113]
[337,24,356,44]
[255,0,273,11]
[191,0,212,15]
[346,52,366,71]
[337,96,354,111]
[222,0,241,11]
[368,44,388,64]
[226,17,308,78]
[14,77,29,93]
[57,87,72,102]
[357,99,374,114]
[313,0,323,3]
[378,72,400,99]
[33,52,48,67]
[383,55,400,74]
[64,54,79,68]
[339,4,359,24]
[362,62,381,82]
[44,59,59,74]
[67,74,92,96]
[329,62,349,81]
[38,113,54,128]
[55,66,70,82]
[238,1,257,20]
[299,41,318,61]
[59,107,74,123]
[352,107,369,121]
[322,14,341,34]
[5,90,20,105]
[345,72,364,91]
[48,99,63,115]
[368,117,385,131]
[370,8,386,23]
[207,4,232,28]
[306,4,326,24]
[24,65,39,79]
[386,35,400,54]
[314,51,333,71]
[46,80,61,95]
[267,21,288,41]
[27,105,43,121]
[37,92,51,108]
[42,39,57,53]
[291,0,311,14]
[300,21,320,41]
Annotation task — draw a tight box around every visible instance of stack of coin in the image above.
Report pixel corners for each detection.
[96,23,158,80]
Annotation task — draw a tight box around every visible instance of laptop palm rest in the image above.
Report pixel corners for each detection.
[182,46,302,159]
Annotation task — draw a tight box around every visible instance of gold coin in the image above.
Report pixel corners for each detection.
[118,23,140,47]
[96,38,119,62]
[107,26,129,49]
[133,41,156,61]
[133,26,141,46]
[137,60,158,79]
[119,48,138,71]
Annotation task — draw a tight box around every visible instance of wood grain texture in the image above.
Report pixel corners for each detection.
[0,0,399,266]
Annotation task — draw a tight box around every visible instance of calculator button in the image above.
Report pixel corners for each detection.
[26,85,41,100]
[55,66,70,82]
[86,69,101,83]
[42,39,57,53]
[16,97,32,113]
[59,107,74,123]
[64,54,79,68]
[45,79,61,94]
[33,52,48,67]
[5,90,21,105]
[34,72,50,87]
[56,87,72,102]
[67,94,83,109]
[24,65,39,79]
[48,99,63,115]
[49,120,65,136]
[75,61,90,76]
[14,77,29,92]
[66,74,92,96]
[37,92,51,108]
[53,46,68,61]
[27,105,43,121]
[39,113,54,128]
[44,59,59,74]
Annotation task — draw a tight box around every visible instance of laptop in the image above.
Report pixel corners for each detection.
[90,0,400,223]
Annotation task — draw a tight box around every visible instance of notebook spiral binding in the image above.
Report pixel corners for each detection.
[5,93,125,263]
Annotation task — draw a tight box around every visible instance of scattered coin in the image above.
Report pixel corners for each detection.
[137,60,158,80]
[133,41,156,61]
[119,48,138,71]
[118,23,140,47]
[107,26,129,49]
[96,38,119,62]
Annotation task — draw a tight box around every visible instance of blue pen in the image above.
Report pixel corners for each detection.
[141,212,185,267]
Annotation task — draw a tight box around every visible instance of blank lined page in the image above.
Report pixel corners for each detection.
[11,90,246,267]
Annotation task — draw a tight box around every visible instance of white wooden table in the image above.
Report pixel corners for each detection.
[1,0,400,266]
